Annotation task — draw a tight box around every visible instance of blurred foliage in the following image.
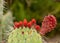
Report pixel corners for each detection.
[5,0,60,36]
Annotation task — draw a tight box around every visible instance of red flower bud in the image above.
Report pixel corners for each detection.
[14,22,20,28]
[35,25,40,31]
[27,21,32,28]
[31,19,36,24]
[19,21,23,27]
[23,19,28,27]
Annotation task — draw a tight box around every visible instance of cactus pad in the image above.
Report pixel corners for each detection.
[8,27,42,43]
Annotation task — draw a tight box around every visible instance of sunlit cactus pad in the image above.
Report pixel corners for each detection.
[8,27,42,43]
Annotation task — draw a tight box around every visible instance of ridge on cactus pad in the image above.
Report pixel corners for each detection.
[8,27,42,43]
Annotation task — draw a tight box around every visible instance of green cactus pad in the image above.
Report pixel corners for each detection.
[8,27,42,43]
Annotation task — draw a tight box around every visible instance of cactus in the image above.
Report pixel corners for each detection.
[8,19,42,43]
[0,0,4,43]
[8,27,42,43]
[0,0,4,15]
[8,15,57,43]
[1,11,13,43]
[40,14,57,35]
[0,0,14,43]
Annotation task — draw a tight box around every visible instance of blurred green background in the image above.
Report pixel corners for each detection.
[5,0,60,36]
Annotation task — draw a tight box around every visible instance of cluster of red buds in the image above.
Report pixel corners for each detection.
[40,15,57,35]
[14,15,57,35]
[14,19,40,31]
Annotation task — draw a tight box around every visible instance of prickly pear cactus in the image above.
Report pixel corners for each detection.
[40,14,57,35]
[8,19,42,43]
[8,27,42,43]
